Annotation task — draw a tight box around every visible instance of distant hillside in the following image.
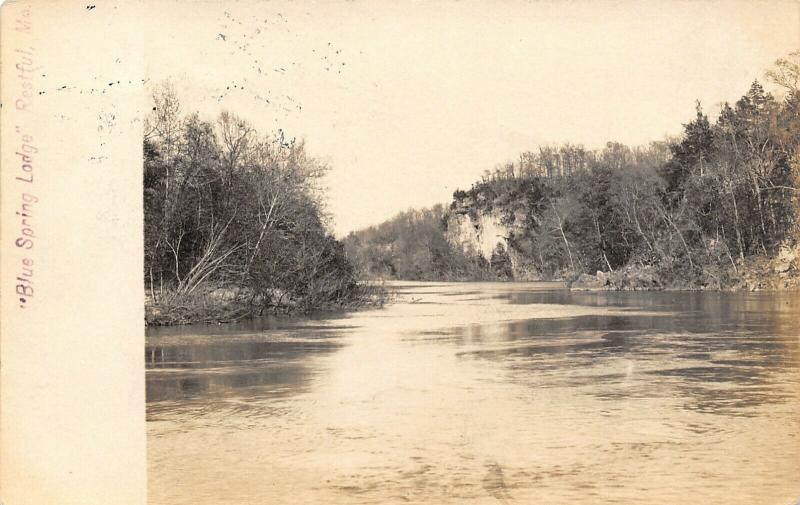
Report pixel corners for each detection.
[343,205,502,281]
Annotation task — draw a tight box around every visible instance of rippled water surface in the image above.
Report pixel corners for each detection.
[147,282,800,505]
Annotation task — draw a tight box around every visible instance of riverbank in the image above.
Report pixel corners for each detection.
[569,244,800,292]
[145,283,390,326]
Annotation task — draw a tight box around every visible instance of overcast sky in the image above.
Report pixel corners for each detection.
[146,0,800,236]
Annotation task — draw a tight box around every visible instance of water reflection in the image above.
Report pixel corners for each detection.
[146,323,345,413]
[147,282,800,505]
[456,301,799,420]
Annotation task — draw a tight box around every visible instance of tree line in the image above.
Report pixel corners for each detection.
[347,52,800,289]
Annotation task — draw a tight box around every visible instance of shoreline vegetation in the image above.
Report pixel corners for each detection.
[145,283,389,326]
[344,52,800,293]
[143,85,386,326]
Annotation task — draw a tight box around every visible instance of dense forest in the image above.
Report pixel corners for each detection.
[143,86,381,325]
[345,52,800,290]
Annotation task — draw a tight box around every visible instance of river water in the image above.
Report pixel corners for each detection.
[146,282,800,505]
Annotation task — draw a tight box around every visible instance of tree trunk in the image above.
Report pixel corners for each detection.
[659,205,694,269]
[730,186,746,261]
[593,214,613,272]
[750,172,769,251]
[550,200,576,271]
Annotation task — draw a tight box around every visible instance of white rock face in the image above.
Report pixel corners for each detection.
[447,211,509,259]
[445,208,543,279]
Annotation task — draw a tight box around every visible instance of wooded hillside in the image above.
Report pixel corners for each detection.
[346,52,800,290]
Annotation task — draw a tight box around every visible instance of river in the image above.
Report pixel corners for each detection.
[146,282,800,505]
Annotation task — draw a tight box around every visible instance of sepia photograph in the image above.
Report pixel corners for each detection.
[2,1,800,504]
[141,2,800,504]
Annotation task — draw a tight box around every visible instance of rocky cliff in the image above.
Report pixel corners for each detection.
[446,210,509,260]
[444,200,541,280]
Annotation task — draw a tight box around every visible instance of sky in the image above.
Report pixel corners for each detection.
[145,0,800,237]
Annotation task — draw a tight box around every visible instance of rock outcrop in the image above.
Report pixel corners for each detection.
[446,210,510,260]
